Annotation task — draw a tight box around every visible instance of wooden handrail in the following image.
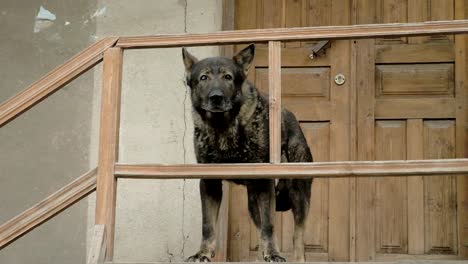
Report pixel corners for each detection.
[0,37,118,128]
[0,168,98,249]
[114,159,468,179]
[116,20,468,48]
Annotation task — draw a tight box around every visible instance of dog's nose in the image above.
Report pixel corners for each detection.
[208,89,224,105]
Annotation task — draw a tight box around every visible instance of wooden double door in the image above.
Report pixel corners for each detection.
[227,0,468,261]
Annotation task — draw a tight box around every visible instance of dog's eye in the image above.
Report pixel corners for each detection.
[224,74,233,80]
[200,75,208,81]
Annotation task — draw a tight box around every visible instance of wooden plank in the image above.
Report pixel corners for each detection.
[429,0,455,42]
[220,0,235,57]
[408,0,429,44]
[0,37,118,128]
[115,20,468,48]
[95,47,123,261]
[269,41,282,163]
[356,68,376,259]
[375,98,456,119]
[328,1,351,260]
[235,0,257,30]
[407,119,425,255]
[355,37,376,261]
[212,183,230,262]
[376,43,454,64]
[228,184,250,261]
[0,168,97,249]
[113,159,468,179]
[455,0,468,258]
[376,0,408,44]
[87,225,106,264]
[284,0,302,48]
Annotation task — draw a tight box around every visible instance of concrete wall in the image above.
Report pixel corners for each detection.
[1,0,223,263]
[86,0,223,262]
[0,1,96,264]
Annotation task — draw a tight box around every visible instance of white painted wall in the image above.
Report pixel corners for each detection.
[87,1,223,262]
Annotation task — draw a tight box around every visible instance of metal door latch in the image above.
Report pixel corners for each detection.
[309,40,331,60]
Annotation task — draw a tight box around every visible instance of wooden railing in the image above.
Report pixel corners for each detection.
[1,20,468,263]
[0,37,118,128]
[0,168,97,248]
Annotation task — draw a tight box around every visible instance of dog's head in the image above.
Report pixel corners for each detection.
[182,44,255,126]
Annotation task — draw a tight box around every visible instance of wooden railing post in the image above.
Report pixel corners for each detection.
[95,47,123,261]
[269,41,282,163]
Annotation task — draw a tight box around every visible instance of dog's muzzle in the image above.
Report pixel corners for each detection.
[202,89,231,112]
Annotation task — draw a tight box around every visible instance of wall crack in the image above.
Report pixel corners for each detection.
[181,0,189,260]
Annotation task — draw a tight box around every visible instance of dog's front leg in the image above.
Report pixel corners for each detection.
[186,179,222,262]
[249,180,286,262]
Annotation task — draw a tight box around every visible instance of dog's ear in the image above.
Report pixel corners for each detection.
[182,48,199,73]
[233,44,255,75]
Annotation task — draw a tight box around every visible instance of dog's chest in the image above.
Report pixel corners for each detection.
[194,122,268,163]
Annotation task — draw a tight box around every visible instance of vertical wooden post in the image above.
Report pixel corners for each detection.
[455,0,468,258]
[269,41,282,163]
[95,47,123,261]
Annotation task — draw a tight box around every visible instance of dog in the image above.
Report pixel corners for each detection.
[182,44,313,262]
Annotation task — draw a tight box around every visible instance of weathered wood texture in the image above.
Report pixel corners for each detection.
[268,41,282,163]
[0,37,118,128]
[116,20,468,48]
[0,168,97,249]
[114,159,468,179]
[95,48,123,261]
[87,225,107,264]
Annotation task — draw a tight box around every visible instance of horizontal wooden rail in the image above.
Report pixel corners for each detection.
[0,37,118,128]
[0,168,97,249]
[116,20,468,48]
[114,159,468,179]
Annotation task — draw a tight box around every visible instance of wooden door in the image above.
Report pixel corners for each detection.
[354,0,468,261]
[228,0,353,261]
[229,0,468,262]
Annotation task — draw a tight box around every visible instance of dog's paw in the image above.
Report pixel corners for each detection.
[263,254,287,262]
[185,252,212,262]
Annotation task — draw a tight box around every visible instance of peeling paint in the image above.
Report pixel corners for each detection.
[34,6,56,33]
[36,6,56,21]
[91,6,107,18]
[65,21,71,26]
[33,20,53,33]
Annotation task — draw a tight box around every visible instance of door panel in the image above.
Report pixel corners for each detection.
[423,120,457,254]
[375,121,408,254]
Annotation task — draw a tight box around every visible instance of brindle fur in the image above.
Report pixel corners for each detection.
[183,44,313,262]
